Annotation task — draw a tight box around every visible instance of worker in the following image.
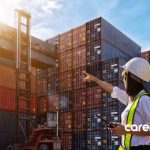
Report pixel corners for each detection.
[83,57,150,150]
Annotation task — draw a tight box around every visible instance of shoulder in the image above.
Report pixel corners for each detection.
[138,95,150,123]
[138,95,150,110]
[139,95,150,104]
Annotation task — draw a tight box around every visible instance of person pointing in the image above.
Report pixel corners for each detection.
[83,57,150,150]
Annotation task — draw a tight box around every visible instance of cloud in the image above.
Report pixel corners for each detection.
[41,0,63,14]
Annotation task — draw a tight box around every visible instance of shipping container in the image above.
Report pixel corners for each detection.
[0,86,16,111]
[0,64,16,89]
[48,94,59,112]
[102,132,120,150]
[101,18,141,58]
[37,69,48,79]
[59,70,72,92]
[87,108,103,131]
[101,58,126,149]
[37,78,48,96]
[0,110,27,149]
[31,75,36,94]
[86,44,101,65]
[72,89,86,111]
[72,131,86,150]
[37,95,48,114]
[86,62,101,87]
[73,110,86,131]
[31,94,37,114]
[59,30,72,53]
[73,25,86,48]
[87,131,103,150]
[47,73,59,95]
[59,50,72,72]
[59,112,72,132]
[73,45,86,69]
[87,86,103,109]
[73,67,86,89]
[38,17,142,150]
[60,132,72,150]
[60,92,71,112]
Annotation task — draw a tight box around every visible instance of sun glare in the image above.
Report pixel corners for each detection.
[0,0,20,26]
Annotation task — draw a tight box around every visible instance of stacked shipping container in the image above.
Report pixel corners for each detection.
[101,58,125,150]
[0,65,37,149]
[86,18,103,150]
[0,65,16,150]
[46,17,141,150]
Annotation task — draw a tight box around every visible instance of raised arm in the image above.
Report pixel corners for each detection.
[83,71,129,105]
[83,71,113,93]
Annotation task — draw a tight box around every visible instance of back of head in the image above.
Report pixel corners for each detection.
[126,72,144,97]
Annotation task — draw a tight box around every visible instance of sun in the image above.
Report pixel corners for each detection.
[0,0,20,26]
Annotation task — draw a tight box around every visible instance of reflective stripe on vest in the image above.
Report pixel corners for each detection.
[124,92,149,150]
[118,145,124,150]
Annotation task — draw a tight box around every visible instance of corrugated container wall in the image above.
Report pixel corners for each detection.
[0,64,38,149]
[40,17,142,150]
[101,18,141,61]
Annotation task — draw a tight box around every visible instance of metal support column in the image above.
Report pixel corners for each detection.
[15,9,31,142]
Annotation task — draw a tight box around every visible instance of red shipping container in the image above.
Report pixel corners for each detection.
[31,75,36,94]
[59,71,72,92]
[59,112,72,132]
[48,94,59,111]
[0,87,37,114]
[37,95,48,113]
[59,50,72,72]
[73,67,86,89]
[73,45,86,69]
[60,132,72,150]
[0,86,16,111]
[87,86,103,109]
[19,94,37,114]
[73,110,86,131]
[31,94,37,114]
[0,65,16,89]
[72,89,86,111]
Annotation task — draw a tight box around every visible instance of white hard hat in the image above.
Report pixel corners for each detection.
[122,57,150,82]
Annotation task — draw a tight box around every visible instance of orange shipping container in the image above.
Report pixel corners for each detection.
[31,75,36,94]
[73,45,86,69]
[59,51,72,72]
[0,86,37,113]
[59,112,72,132]
[73,25,86,48]
[0,65,16,89]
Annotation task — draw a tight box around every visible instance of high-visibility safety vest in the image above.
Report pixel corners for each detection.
[118,92,149,150]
